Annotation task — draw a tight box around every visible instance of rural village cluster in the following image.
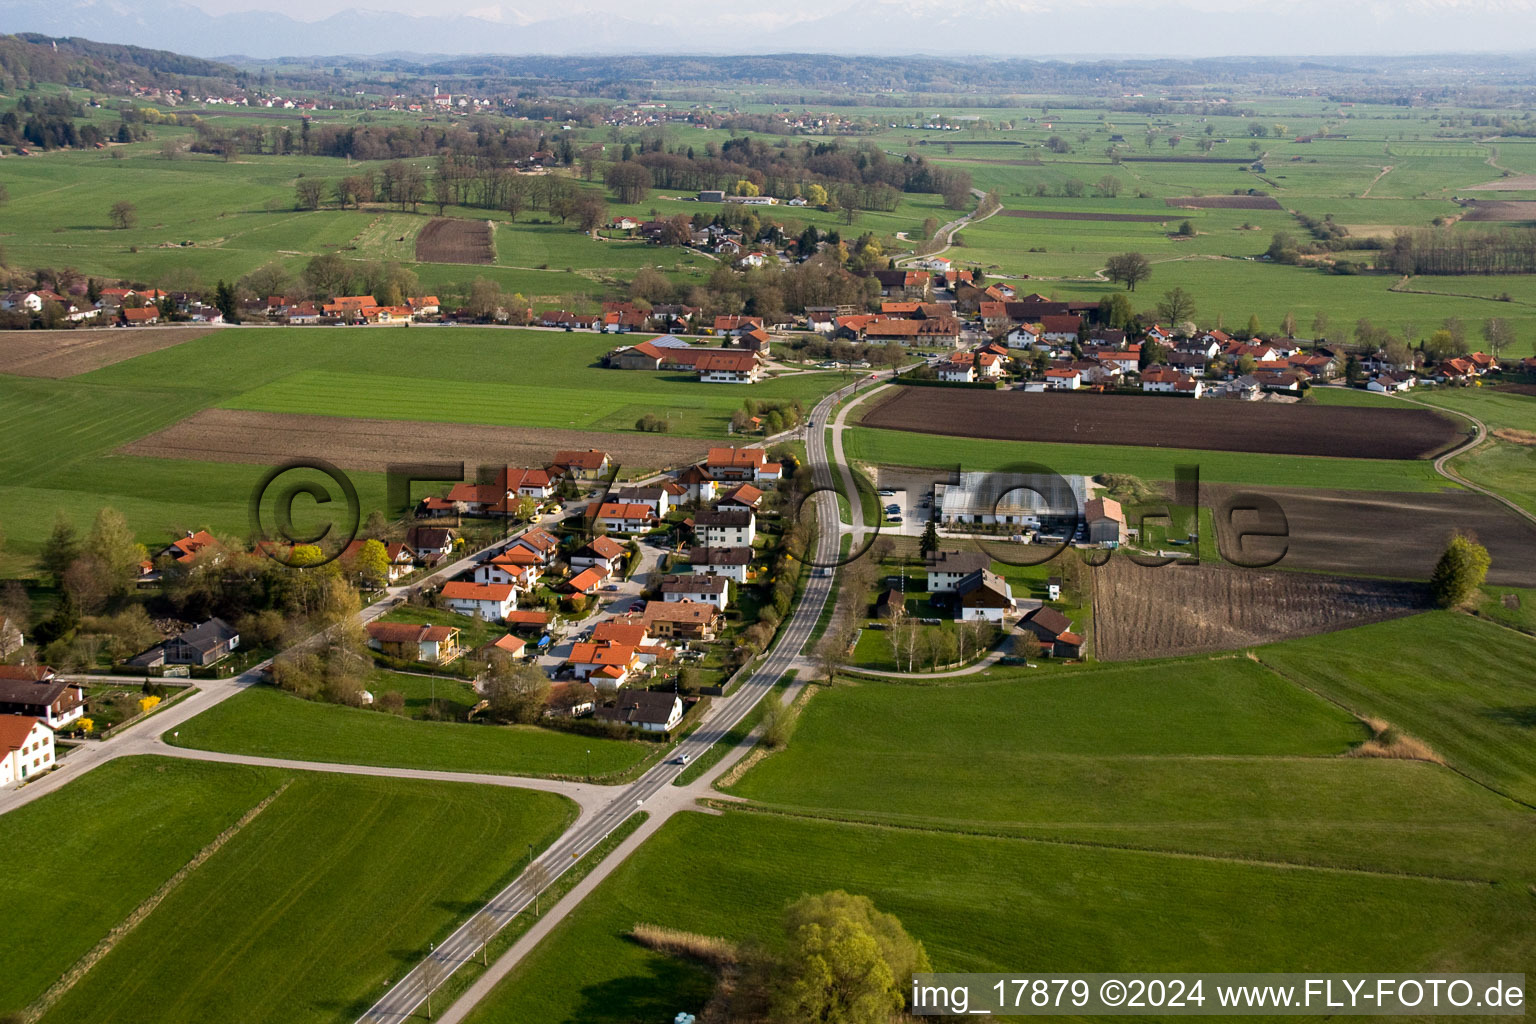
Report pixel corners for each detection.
[0,31,1531,1024]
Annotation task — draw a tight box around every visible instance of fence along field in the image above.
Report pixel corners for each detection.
[859,387,1464,460]
[415,217,496,264]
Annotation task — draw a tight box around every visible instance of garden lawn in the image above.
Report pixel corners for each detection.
[167,684,652,779]
[1257,611,1536,806]
[843,426,1450,491]
[38,764,574,1024]
[460,810,1534,1024]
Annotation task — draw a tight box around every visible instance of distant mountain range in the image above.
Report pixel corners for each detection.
[6,0,1536,60]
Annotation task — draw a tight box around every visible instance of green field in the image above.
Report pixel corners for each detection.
[0,326,844,562]
[0,756,574,1023]
[461,808,1534,1024]
[843,425,1453,491]
[167,684,655,779]
[1257,612,1536,806]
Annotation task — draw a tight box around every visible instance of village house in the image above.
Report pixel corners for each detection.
[1141,365,1204,397]
[0,666,85,730]
[1367,372,1416,393]
[687,545,752,584]
[705,447,782,483]
[953,569,1013,623]
[593,502,655,534]
[1021,606,1084,658]
[127,618,240,669]
[1040,315,1084,343]
[568,641,639,686]
[479,633,528,662]
[594,688,683,733]
[1043,366,1082,391]
[694,507,756,547]
[567,565,610,596]
[472,552,539,590]
[611,487,670,517]
[716,484,763,511]
[712,315,765,337]
[640,600,722,641]
[512,527,561,566]
[658,573,730,610]
[0,716,55,785]
[937,360,977,383]
[570,535,628,576]
[926,550,992,593]
[441,581,517,621]
[366,622,461,664]
[341,540,416,582]
[549,449,611,480]
[675,465,720,503]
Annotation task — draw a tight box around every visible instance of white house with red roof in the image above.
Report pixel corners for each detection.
[441,581,517,620]
[594,502,654,534]
[0,716,54,785]
[567,641,638,685]
[1043,366,1081,390]
[570,535,628,575]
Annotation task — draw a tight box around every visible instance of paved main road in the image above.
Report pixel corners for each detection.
[365,371,894,1024]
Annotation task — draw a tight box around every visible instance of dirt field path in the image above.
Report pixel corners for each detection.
[1360,164,1394,198]
[1395,393,1536,528]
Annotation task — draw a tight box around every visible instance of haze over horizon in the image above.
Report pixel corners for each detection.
[7,0,1536,61]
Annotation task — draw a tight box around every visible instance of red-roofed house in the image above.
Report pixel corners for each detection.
[593,503,654,534]
[0,717,54,785]
[568,641,638,684]
[366,621,462,663]
[712,315,764,336]
[441,581,517,620]
[705,447,781,482]
[121,306,160,326]
[571,535,628,575]
[696,350,762,383]
[550,449,611,479]
[567,565,610,595]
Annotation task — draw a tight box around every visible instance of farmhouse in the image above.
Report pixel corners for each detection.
[687,545,752,583]
[0,717,55,785]
[696,350,763,383]
[863,317,962,346]
[441,581,517,621]
[713,315,765,336]
[658,573,730,610]
[954,569,1013,623]
[1141,366,1204,397]
[926,549,992,593]
[612,486,670,517]
[0,666,85,730]
[675,465,720,502]
[595,688,683,732]
[366,622,462,664]
[694,507,756,547]
[716,483,764,510]
[1039,315,1083,343]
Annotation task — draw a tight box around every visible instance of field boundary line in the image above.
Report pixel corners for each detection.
[1249,649,1536,814]
[702,801,1502,886]
[21,778,294,1023]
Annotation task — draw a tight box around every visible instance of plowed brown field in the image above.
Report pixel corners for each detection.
[416,218,494,264]
[861,387,1461,460]
[119,409,710,477]
[0,327,220,378]
[1091,558,1429,661]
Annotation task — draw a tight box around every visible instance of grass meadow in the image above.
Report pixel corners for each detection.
[167,684,654,779]
[460,808,1534,1024]
[0,756,574,1024]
